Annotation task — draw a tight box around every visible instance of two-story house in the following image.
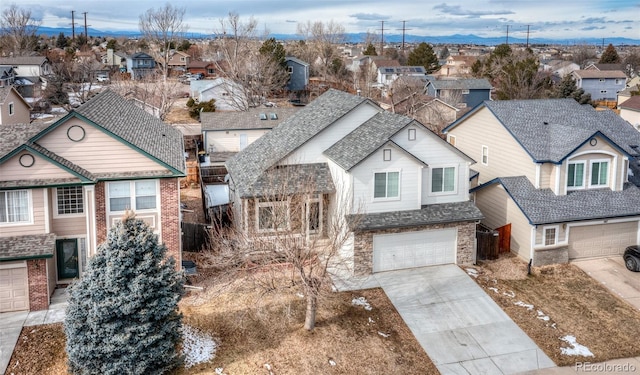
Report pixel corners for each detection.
[0,66,17,87]
[436,55,477,78]
[424,77,492,109]
[0,90,185,312]
[226,89,483,276]
[0,86,31,125]
[125,52,157,80]
[376,66,426,87]
[572,70,627,101]
[285,57,310,92]
[444,99,640,266]
[166,50,190,73]
[0,56,52,98]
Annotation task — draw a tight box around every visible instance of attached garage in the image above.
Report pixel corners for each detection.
[568,221,638,259]
[373,228,457,272]
[0,261,29,312]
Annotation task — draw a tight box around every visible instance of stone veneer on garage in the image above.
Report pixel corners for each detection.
[352,221,477,276]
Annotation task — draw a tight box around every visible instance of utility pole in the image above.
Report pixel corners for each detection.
[397,21,412,55]
[82,12,90,44]
[525,25,531,49]
[505,24,510,45]
[379,21,385,56]
[70,11,76,41]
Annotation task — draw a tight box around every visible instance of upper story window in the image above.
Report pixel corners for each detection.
[567,162,585,189]
[590,161,609,187]
[374,171,400,199]
[599,78,605,82]
[108,180,157,212]
[0,190,31,224]
[383,149,392,161]
[56,186,84,215]
[408,128,416,141]
[481,146,489,166]
[287,66,293,74]
[431,166,456,193]
[8,102,14,116]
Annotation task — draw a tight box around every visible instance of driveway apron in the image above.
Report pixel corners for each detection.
[375,265,555,375]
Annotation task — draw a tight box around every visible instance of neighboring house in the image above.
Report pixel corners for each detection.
[617,85,638,107]
[0,56,52,78]
[572,70,627,101]
[104,48,128,71]
[226,89,483,276]
[191,78,247,111]
[436,55,477,78]
[379,91,459,134]
[425,77,492,109]
[541,60,580,78]
[376,66,426,87]
[200,107,300,155]
[0,89,185,312]
[619,95,640,130]
[285,57,310,92]
[627,77,640,88]
[0,66,16,87]
[188,60,217,78]
[125,52,157,80]
[584,63,626,72]
[166,50,190,72]
[0,86,32,125]
[444,99,640,266]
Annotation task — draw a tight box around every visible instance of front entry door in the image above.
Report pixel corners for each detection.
[56,239,79,279]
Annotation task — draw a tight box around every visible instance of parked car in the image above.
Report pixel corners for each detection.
[624,245,640,272]
[96,74,109,82]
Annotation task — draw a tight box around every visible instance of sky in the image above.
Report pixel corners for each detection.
[3,0,640,41]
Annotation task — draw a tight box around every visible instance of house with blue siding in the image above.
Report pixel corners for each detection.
[424,77,492,109]
[125,52,157,80]
[285,57,309,92]
[572,70,627,101]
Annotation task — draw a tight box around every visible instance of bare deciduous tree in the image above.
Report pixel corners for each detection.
[296,20,346,81]
[109,73,184,120]
[0,4,41,56]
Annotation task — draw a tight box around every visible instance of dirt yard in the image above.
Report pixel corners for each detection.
[469,255,640,366]
[7,272,438,374]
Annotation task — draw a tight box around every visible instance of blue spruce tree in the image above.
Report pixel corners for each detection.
[65,212,184,375]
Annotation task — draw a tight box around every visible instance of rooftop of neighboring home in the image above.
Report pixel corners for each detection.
[572,70,627,79]
[0,86,31,108]
[200,107,300,131]
[285,56,309,66]
[0,55,48,66]
[425,77,492,90]
[619,95,640,111]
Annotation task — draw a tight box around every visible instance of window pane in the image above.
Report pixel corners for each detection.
[109,182,130,198]
[444,167,455,192]
[575,163,584,186]
[8,191,29,222]
[0,192,6,222]
[374,173,387,198]
[110,197,130,211]
[387,172,399,197]
[567,164,575,186]
[136,196,156,210]
[591,163,599,185]
[135,181,155,196]
[599,162,608,185]
[432,168,443,193]
[57,186,84,214]
[135,181,156,209]
[544,228,556,246]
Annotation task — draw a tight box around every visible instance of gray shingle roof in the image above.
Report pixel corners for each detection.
[0,56,47,66]
[573,70,627,79]
[426,77,492,90]
[227,89,374,198]
[478,99,640,162]
[487,176,640,224]
[324,111,415,170]
[347,201,483,231]
[247,163,335,198]
[201,107,300,131]
[72,89,185,174]
[0,122,49,157]
[0,234,55,261]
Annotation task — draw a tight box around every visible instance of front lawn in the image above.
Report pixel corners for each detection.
[468,255,640,366]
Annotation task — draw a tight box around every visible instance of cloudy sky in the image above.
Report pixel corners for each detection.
[4,0,640,40]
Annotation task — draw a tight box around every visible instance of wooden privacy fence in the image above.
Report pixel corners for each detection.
[476,224,499,260]
[182,222,209,252]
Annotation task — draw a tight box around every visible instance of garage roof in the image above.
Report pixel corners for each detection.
[0,234,55,261]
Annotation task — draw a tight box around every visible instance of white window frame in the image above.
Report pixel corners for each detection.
[481,145,489,166]
[304,195,322,235]
[383,148,392,161]
[8,102,14,116]
[54,186,85,217]
[461,89,470,94]
[106,180,159,213]
[430,165,457,195]
[566,161,586,190]
[589,159,609,188]
[408,128,416,141]
[256,199,290,232]
[287,66,293,74]
[543,226,559,246]
[373,170,401,201]
[0,189,32,225]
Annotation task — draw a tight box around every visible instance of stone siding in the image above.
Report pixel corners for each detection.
[353,221,477,276]
[27,259,49,310]
[533,246,569,267]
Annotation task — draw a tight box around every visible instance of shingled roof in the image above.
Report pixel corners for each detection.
[480,176,640,225]
[447,99,640,162]
[200,107,300,131]
[0,123,49,158]
[426,77,492,90]
[572,70,627,79]
[71,89,185,173]
[226,89,374,198]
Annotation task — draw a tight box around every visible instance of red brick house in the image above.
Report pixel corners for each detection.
[0,90,185,312]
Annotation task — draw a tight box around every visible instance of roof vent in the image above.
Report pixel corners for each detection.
[259,113,267,120]
[543,121,549,125]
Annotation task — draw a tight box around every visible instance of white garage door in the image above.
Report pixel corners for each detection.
[373,228,457,272]
[0,262,29,312]
[568,221,638,259]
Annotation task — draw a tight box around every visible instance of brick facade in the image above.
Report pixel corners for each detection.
[95,181,107,246]
[160,178,181,266]
[27,259,49,310]
[352,221,477,276]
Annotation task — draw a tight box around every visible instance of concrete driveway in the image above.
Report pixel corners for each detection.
[572,257,640,310]
[374,265,555,375]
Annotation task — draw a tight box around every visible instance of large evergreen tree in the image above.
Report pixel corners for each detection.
[65,212,184,375]
[407,42,439,73]
[553,74,592,104]
[259,37,287,68]
[599,43,621,64]
[363,43,377,56]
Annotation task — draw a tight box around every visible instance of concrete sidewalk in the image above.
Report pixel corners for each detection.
[0,288,67,374]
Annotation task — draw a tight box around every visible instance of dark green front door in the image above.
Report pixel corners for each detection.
[56,239,78,279]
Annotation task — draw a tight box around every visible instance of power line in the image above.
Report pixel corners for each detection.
[397,21,412,55]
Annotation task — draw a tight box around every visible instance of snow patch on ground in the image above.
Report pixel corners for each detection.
[182,325,217,368]
[503,290,515,298]
[378,331,390,338]
[488,287,499,293]
[537,310,550,321]
[465,268,479,278]
[560,335,594,357]
[328,359,337,366]
[352,296,372,311]
[514,301,534,311]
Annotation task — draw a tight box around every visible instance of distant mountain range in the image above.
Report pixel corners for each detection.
[38,26,640,47]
